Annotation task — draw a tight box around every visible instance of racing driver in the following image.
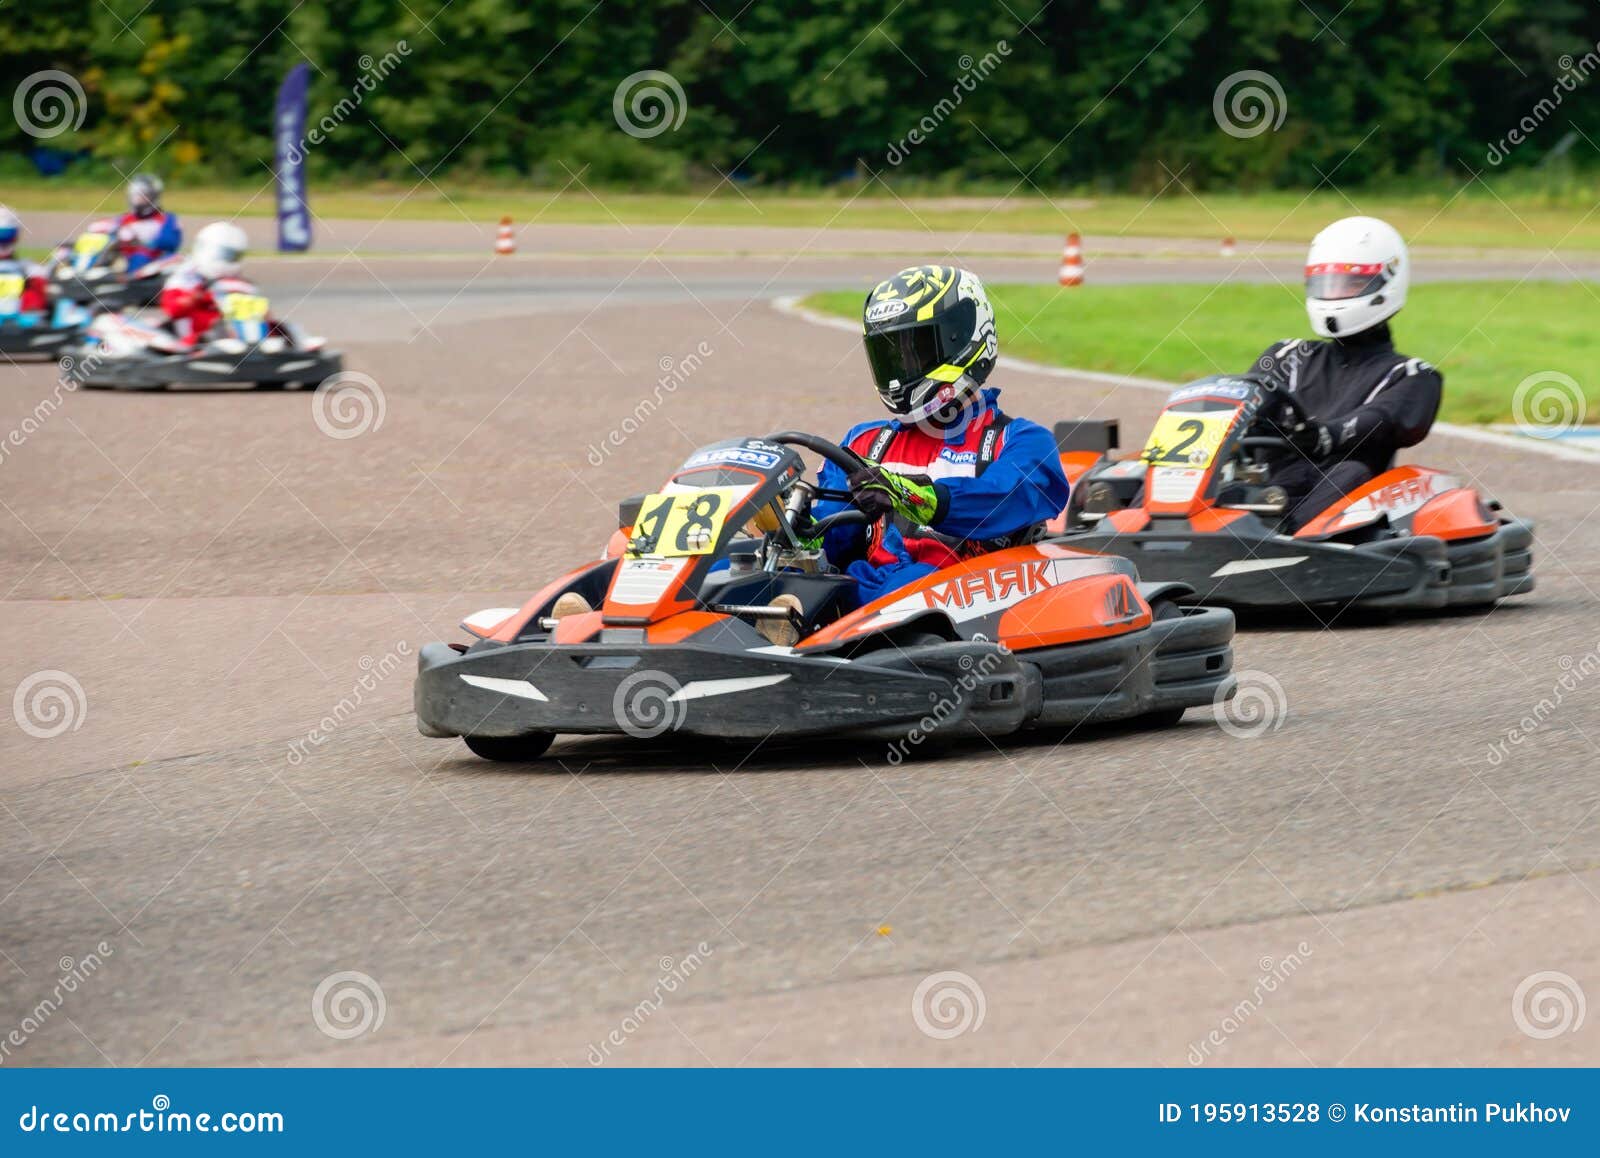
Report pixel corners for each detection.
[116,173,183,272]
[806,264,1070,610]
[159,221,249,345]
[1250,216,1443,530]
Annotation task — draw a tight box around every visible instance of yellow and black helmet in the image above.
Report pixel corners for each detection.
[862,265,997,420]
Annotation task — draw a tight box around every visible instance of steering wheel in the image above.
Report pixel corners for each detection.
[1238,382,1314,456]
[765,430,871,537]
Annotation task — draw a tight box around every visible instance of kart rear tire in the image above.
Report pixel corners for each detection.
[463,732,555,762]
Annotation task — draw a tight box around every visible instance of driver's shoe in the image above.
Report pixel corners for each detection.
[550,592,593,619]
[757,594,805,647]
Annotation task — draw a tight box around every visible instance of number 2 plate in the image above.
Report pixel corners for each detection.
[1141,411,1236,469]
[627,486,746,557]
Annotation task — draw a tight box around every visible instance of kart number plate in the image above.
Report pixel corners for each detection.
[0,274,22,310]
[627,486,745,557]
[221,293,270,322]
[1142,411,1234,469]
[74,233,111,259]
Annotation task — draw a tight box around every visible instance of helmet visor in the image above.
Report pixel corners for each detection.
[863,298,975,391]
[1306,262,1389,301]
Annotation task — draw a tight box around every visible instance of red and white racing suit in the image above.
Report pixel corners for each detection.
[159,263,222,345]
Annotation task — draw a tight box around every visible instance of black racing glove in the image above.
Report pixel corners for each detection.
[846,464,941,525]
[1288,420,1334,460]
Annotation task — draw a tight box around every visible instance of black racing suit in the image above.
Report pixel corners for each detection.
[1251,324,1443,530]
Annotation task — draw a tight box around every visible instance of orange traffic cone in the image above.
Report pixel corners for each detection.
[1220,236,1237,257]
[494,216,515,256]
[1058,233,1084,286]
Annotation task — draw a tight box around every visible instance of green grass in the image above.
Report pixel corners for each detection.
[803,281,1596,426]
[4,180,1600,251]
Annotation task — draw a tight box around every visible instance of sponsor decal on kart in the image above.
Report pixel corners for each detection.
[872,556,1108,624]
[611,558,688,603]
[1141,410,1236,469]
[0,274,23,315]
[1149,466,1205,505]
[1333,471,1461,527]
[1165,378,1253,405]
[682,445,783,471]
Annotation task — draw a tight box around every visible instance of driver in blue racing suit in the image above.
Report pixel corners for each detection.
[806,265,1070,609]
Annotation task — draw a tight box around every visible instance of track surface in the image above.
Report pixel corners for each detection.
[2,225,1598,1066]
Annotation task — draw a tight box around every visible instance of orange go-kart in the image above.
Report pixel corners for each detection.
[415,431,1237,762]
[1051,376,1534,613]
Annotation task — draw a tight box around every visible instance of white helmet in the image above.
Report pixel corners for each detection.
[193,221,248,280]
[1304,215,1409,338]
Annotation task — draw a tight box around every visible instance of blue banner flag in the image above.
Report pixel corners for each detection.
[274,63,311,252]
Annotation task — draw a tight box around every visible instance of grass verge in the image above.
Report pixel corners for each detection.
[2,182,1599,251]
[802,280,1595,426]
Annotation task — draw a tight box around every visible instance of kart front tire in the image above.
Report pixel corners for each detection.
[463,732,555,762]
[1143,599,1187,728]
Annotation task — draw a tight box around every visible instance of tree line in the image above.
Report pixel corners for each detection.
[4,0,1596,189]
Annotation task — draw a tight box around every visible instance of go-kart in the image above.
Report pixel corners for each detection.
[414,431,1238,762]
[0,273,89,359]
[1053,375,1534,612]
[64,277,342,390]
[48,220,179,310]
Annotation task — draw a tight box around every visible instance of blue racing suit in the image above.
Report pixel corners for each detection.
[812,388,1071,605]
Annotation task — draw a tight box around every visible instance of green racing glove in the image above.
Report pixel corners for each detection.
[847,463,942,526]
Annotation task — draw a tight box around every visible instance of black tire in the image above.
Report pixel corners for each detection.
[1143,600,1187,727]
[463,732,555,762]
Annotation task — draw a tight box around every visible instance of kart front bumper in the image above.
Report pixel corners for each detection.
[0,323,77,356]
[414,637,1031,743]
[75,347,343,388]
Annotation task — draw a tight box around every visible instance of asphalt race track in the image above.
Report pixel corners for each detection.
[2,223,1597,1066]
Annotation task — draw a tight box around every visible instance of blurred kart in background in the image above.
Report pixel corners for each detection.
[49,220,180,311]
[1,270,90,359]
[65,276,341,390]
[415,430,1237,762]
[1050,375,1534,612]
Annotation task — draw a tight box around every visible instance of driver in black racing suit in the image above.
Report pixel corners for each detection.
[1250,216,1442,531]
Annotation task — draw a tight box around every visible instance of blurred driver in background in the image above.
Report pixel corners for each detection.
[0,207,50,316]
[160,221,248,345]
[116,173,183,272]
[1250,216,1443,530]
